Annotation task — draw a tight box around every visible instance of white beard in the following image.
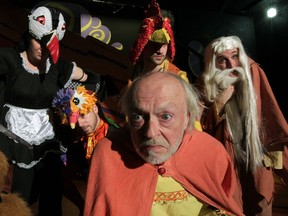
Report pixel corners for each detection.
[212,67,262,168]
[213,67,245,89]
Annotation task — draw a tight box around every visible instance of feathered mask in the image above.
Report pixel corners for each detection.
[52,85,97,129]
[129,0,175,64]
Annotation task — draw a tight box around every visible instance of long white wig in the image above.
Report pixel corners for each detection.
[203,36,264,171]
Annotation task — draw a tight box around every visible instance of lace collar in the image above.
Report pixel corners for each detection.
[20,52,51,75]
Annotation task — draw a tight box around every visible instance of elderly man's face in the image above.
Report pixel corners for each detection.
[128,73,189,165]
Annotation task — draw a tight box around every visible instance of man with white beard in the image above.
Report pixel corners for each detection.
[195,35,288,216]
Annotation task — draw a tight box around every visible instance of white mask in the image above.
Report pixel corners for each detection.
[28,6,66,63]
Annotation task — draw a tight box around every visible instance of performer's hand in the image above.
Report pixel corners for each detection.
[215,85,235,112]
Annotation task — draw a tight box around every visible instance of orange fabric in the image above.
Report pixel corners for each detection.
[249,58,288,205]
[248,58,288,152]
[163,59,181,73]
[84,127,244,216]
[84,119,108,159]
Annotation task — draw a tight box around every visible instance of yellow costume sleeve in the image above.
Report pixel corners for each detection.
[177,71,189,83]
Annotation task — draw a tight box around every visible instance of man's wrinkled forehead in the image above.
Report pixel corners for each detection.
[132,73,184,103]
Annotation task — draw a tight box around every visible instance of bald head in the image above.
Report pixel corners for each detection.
[134,72,185,107]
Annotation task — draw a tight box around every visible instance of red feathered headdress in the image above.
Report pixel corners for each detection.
[129,0,175,64]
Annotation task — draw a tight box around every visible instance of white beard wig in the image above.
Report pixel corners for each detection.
[203,36,264,171]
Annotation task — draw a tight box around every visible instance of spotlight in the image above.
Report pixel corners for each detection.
[267,7,277,18]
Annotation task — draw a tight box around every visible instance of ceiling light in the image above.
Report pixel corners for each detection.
[267,7,277,18]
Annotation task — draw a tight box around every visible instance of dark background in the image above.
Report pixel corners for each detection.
[1,0,288,120]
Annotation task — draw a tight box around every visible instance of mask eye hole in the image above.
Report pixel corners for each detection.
[61,23,66,31]
[36,16,45,25]
[73,97,80,105]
